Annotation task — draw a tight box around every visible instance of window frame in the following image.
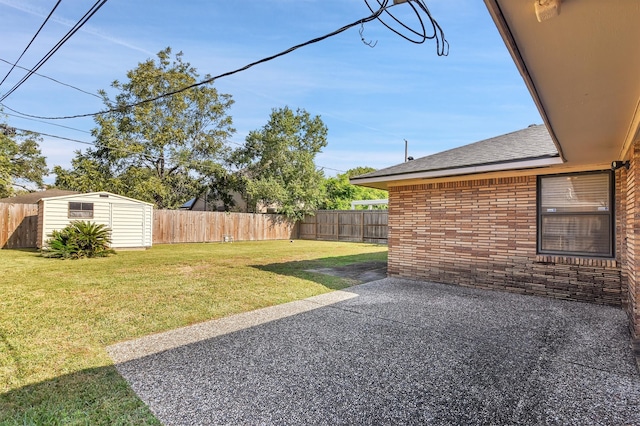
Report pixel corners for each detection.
[537,170,614,258]
[68,201,94,219]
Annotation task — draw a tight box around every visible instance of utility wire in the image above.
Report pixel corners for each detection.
[13,127,346,174]
[364,0,448,53]
[2,111,91,133]
[13,127,165,164]
[2,0,447,121]
[0,57,101,99]
[0,0,63,88]
[0,0,109,103]
[319,166,347,173]
[12,127,94,145]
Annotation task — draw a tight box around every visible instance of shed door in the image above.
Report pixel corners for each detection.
[110,204,145,248]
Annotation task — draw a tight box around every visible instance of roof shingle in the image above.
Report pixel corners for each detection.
[0,189,79,204]
[353,124,558,180]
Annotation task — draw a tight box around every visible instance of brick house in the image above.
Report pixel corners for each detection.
[352,124,623,304]
[353,1,640,356]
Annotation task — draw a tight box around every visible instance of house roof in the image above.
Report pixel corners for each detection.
[180,198,197,210]
[351,124,560,187]
[0,189,79,204]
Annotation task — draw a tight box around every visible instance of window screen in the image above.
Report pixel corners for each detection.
[538,172,612,257]
[68,202,94,218]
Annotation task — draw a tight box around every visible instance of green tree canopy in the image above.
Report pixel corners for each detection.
[232,106,328,220]
[54,47,235,209]
[321,167,388,210]
[0,119,48,198]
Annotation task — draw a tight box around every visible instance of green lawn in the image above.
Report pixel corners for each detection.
[0,240,387,425]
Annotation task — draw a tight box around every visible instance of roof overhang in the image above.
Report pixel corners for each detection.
[483,0,640,164]
[352,156,564,190]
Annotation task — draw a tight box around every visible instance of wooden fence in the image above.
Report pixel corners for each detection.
[1,205,385,248]
[152,210,297,244]
[0,203,39,249]
[298,210,388,244]
[0,206,296,248]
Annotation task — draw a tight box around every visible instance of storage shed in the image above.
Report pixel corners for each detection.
[37,192,153,249]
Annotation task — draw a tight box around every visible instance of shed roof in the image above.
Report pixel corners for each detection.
[353,124,558,182]
[0,189,79,204]
[39,191,154,206]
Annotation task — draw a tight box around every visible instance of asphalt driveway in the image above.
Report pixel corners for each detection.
[108,278,640,425]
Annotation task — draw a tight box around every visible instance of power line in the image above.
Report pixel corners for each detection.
[0,57,101,99]
[2,111,91,133]
[2,0,447,121]
[0,0,63,88]
[13,127,167,164]
[0,0,109,103]
[364,0,448,51]
[319,166,347,173]
[14,127,346,174]
[13,127,94,145]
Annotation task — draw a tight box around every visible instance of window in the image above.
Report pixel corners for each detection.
[538,171,613,257]
[68,202,94,218]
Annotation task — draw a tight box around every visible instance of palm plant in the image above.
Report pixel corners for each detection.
[42,221,115,259]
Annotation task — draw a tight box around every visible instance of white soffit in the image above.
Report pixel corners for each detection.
[485,0,640,164]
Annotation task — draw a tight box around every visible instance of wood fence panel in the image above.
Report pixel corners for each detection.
[152,210,297,244]
[3,206,383,248]
[363,210,388,244]
[298,210,388,244]
[315,211,337,241]
[338,211,363,242]
[0,203,39,248]
[298,214,317,240]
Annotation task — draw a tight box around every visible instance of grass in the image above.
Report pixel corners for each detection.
[0,240,387,424]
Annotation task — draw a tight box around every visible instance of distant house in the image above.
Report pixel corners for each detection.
[180,191,248,212]
[180,191,278,214]
[36,191,153,249]
[350,199,388,210]
[0,189,79,204]
[352,124,623,305]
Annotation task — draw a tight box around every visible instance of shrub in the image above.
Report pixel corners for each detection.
[42,221,115,259]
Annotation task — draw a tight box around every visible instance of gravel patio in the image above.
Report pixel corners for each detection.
[109,278,640,425]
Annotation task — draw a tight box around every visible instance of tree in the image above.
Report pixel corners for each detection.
[321,167,388,210]
[55,47,235,209]
[53,150,120,194]
[0,119,48,198]
[232,107,328,220]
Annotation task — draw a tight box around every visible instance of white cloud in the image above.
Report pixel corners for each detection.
[0,0,153,55]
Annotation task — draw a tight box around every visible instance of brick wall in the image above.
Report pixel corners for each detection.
[625,144,640,340]
[388,175,625,306]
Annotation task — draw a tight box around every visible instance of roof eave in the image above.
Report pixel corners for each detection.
[483,0,566,162]
[350,156,564,189]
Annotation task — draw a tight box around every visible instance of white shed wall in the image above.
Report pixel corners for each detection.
[39,192,153,249]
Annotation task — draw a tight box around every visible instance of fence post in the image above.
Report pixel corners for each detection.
[315,214,318,240]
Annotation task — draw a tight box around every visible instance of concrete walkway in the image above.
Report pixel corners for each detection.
[108,278,640,425]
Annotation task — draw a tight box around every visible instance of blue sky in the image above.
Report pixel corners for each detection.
[0,0,541,181]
